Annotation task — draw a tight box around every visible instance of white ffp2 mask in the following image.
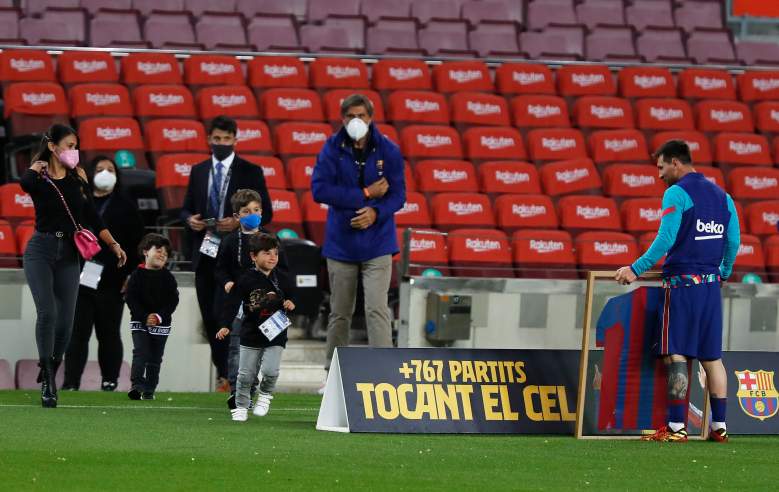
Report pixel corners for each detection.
[346,118,369,141]
[93,169,117,192]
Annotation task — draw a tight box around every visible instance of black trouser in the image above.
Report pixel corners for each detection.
[64,286,125,387]
[195,256,228,378]
[130,330,168,394]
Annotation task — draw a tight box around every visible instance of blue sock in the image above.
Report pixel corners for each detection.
[710,397,727,423]
[668,401,686,424]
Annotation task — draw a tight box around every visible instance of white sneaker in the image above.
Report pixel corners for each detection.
[231,408,248,422]
[252,392,273,417]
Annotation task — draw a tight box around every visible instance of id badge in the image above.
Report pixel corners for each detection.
[79,260,104,289]
[199,231,221,258]
[258,310,291,341]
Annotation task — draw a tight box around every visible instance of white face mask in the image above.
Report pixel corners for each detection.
[93,169,117,192]
[346,117,369,141]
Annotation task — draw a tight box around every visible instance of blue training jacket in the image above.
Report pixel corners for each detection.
[631,172,740,279]
[311,124,406,262]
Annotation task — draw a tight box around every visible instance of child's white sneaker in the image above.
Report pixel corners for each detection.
[252,392,273,417]
[231,407,248,422]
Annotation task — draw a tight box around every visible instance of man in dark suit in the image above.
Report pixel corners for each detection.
[181,115,273,391]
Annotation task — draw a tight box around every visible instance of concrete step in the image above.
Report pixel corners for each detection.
[281,339,327,365]
[276,363,325,393]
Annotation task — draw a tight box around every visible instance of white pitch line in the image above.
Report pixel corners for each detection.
[0,403,318,412]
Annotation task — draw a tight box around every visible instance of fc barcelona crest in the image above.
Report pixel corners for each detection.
[735,370,779,421]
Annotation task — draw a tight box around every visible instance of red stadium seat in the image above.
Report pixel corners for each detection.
[395,191,432,228]
[15,221,35,255]
[765,235,779,282]
[618,67,676,99]
[558,195,621,232]
[395,227,449,277]
[526,128,587,162]
[404,163,416,192]
[575,231,638,271]
[0,49,55,83]
[572,96,634,130]
[132,84,197,121]
[737,70,779,103]
[714,133,772,167]
[745,201,779,236]
[387,90,450,125]
[415,160,477,193]
[286,156,316,190]
[235,120,273,155]
[3,81,69,136]
[183,55,244,87]
[651,131,712,165]
[196,85,259,121]
[539,158,601,197]
[375,123,399,146]
[603,164,665,198]
[733,233,766,279]
[78,117,147,168]
[371,59,432,92]
[635,98,694,131]
[678,69,736,100]
[495,63,556,96]
[400,125,463,160]
[512,229,576,279]
[274,122,332,157]
[433,61,493,93]
[511,95,571,129]
[494,194,558,233]
[754,102,779,134]
[58,51,118,86]
[310,57,369,90]
[259,88,324,122]
[728,167,779,201]
[323,89,385,123]
[695,100,753,133]
[462,127,526,162]
[621,197,663,234]
[248,56,308,90]
[144,119,209,154]
[447,228,513,278]
[69,83,133,120]
[697,166,726,189]
[0,183,34,223]
[0,219,18,267]
[154,153,206,210]
[557,65,616,97]
[432,192,494,231]
[301,191,328,245]
[266,189,304,238]
[588,129,649,164]
[120,52,182,86]
[450,92,510,128]
[479,161,541,195]
[243,155,288,190]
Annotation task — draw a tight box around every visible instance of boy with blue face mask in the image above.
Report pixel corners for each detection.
[215,189,289,408]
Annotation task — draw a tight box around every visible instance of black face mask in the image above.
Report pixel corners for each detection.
[211,144,234,161]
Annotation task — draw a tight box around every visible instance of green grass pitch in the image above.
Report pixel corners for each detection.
[0,390,776,491]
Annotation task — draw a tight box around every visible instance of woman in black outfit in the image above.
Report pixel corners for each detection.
[62,155,144,391]
[21,125,127,408]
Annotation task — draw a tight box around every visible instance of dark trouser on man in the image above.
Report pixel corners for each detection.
[195,256,229,383]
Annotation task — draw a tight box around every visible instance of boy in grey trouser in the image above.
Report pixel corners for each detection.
[235,345,283,409]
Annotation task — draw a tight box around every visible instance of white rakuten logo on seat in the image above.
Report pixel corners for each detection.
[10,58,45,72]
[686,140,701,151]
[174,163,192,177]
[633,75,666,89]
[149,93,184,107]
[590,105,623,119]
[512,204,546,218]
[86,93,120,106]
[405,99,440,113]
[237,129,262,141]
[752,78,779,92]
[695,76,727,91]
[212,94,246,108]
[264,65,298,78]
[271,199,291,211]
[389,67,423,81]
[201,62,235,75]
[15,194,33,207]
[639,208,661,222]
[292,131,327,145]
[397,201,420,215]
[594,241,628,256]
[73,60,108,74]
[448,202,483,215]
[762,212,779,225]
[729,141,761,155]
[541,137,576,151]
[738,244,754,256]
[622,174,655,188]
[410,238,437,251]
[433,169,468,183]
[466,101,501,116]
[465,238,500,252]
[604,138,638,153]
[571,73,605,87]
[449,70,483,83]
[97,127,132,140]
[745,176,778,190]
[513,71,545,85]
[480,136,515,150]
[694,219,724,240]
[277,97,312,111]
[163,128,198,142]
[650,107,683,121]
[496,171,530,185]
[22,92,55,105]
[261,166,276,176]
[527,104,561,118]
[556,168,589,184]
[711,110,743,123]
[137,62,172,75]
[327,66,361,79]
[529,239,563,254]
[417,134,452,148]
[576,206,610,219]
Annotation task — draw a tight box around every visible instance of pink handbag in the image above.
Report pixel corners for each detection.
[43,173,102,260]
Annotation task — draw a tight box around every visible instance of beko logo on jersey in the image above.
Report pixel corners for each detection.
[695,219,724,240]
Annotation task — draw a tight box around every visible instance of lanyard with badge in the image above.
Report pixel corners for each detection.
[257,271,291,341]
[80,195,113,289]
[199,164,232,259]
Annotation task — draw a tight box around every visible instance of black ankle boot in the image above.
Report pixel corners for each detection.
[39,358,56,408]
[50,356,62,401]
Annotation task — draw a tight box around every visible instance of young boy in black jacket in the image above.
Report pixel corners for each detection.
[126,233,179,400]
[217,233,295,422]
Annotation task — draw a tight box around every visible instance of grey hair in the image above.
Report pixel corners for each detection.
[340,93,374,118]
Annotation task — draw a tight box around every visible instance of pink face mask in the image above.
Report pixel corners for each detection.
[58,149,80,169]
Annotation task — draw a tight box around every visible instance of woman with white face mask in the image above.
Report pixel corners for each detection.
[61,156,145,393]
[22,126,128,408]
